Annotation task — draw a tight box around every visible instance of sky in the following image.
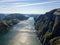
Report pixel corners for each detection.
[0,0,60,14]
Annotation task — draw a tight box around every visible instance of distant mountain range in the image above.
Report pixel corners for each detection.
[0,13,40,20]
[34,8,60,45]
[4,14,28,20]
[24,14,40,18]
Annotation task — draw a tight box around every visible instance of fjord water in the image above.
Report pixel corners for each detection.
[0,17,41,45]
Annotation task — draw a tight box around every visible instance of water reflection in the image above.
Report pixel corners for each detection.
[0,17,41,45]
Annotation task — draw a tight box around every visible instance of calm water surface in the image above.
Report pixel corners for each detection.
[0,17,42,45]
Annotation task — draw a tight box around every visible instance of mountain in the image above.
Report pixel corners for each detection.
[34,8,60,45]
[5,13,28,21]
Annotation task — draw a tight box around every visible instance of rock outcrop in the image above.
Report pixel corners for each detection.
[34,8,60,45]
[0,20,13,35]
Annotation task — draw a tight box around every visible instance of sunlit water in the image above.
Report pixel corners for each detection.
[0,17,41,45]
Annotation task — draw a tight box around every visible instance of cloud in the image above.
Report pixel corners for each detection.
[0,0,60,8]
[0,0,60,9]
[14,1,60,7]
[0,0,27,2]
[0,0,60,14]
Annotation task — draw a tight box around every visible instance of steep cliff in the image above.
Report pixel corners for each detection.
[34,8,60,45]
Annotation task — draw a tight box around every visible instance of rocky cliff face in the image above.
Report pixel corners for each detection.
[34,8,60,45]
